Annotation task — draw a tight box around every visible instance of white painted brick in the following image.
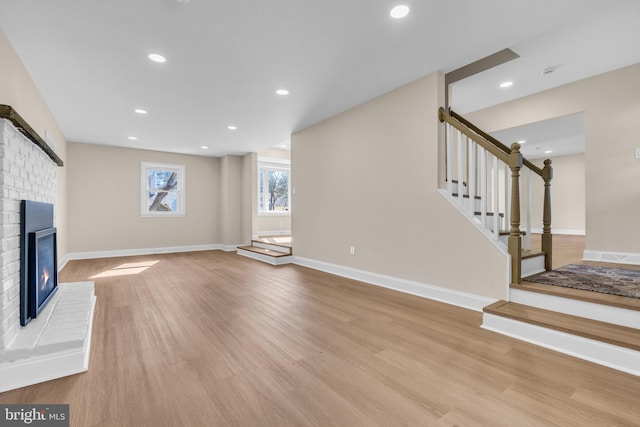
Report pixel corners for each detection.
[0,120,58,352]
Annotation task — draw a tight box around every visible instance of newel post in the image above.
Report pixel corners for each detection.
[508,143,523,284]
[542,159,553,271]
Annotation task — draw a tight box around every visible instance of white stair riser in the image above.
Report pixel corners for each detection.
[455,195,483,213]
[509,288,640,329]
[522,255,545,278]
[482,313,640,377]
[475,214,503,232]
[237,248,292,265]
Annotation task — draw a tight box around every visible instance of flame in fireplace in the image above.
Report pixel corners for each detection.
[41,267,50,291]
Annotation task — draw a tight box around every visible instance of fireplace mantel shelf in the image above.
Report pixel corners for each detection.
[0,104,64,167]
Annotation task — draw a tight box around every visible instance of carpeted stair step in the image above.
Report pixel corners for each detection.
[483,300,640,352]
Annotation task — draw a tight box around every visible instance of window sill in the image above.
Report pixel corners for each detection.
[258,212,291,217]
[141,213,186,218]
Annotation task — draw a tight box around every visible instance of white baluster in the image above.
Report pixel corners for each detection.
[492,155,499,240]
[468,139,476,215]
[480,147,487,229]
[503,163,510,232]
[446,123,452,194]
[525,167,532,250]
[457,130,464,204]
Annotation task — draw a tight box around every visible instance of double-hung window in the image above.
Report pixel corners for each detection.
[141,162,185,216]
[258,159,290,215]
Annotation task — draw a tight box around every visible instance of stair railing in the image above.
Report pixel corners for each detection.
[439,107,553,283]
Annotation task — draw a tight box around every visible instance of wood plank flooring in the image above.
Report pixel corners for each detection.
[1,250,640,426]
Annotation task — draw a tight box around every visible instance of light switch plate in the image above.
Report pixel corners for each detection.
[636,147,640,159]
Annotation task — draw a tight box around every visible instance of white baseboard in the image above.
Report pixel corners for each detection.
[237,249,293,266]
[582,249,640,266]
[291,256,496,312]
[530,228,585,235]
[62,243,241,264]
[482,313,640,377]
[0,294,97,393]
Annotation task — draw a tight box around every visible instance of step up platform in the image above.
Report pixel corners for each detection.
[482,300,640,376]
[237,237,292,265]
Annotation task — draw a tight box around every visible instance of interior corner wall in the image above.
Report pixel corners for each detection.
[0,27,68,260]
[241,153,254,245]
[291,71,509,300]
[465,64,640,254]
[219,155,243,246]
[67,142,221,253]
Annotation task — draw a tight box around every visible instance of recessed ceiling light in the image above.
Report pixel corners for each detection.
[134,108,147,114]
[275,89,290,96]
[544,150,553,154]
[201,145,209,149]
[517,140,526,144]
[542,67,555,75]
[128,136,137,140]
[279,144,287,148]
[500,81,513,88]
[148,53,166,63]
[390,5,410,19]
[227,125,237,130]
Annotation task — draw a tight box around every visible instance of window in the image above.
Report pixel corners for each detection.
[141,162,185,216]
[258,159,290,214]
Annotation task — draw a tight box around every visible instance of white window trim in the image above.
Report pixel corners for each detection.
[258,157,291,216]
[141,161,185,217]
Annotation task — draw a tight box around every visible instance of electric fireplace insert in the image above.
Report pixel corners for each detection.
[20,200,58,326]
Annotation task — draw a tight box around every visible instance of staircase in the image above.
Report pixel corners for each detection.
[439,108,551,281]
[440,108,640,376]
[237,236,293,265]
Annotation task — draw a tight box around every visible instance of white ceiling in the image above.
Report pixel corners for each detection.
[0,0,638,157]
[490,113,585,160]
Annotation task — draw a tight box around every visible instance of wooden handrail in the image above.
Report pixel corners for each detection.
[448,108,543,177]
[439,107,509,164]
[440,106,554,283]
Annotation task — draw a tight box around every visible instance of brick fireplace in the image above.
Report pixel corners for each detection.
[0,108,95,392]
[0,116,57,351]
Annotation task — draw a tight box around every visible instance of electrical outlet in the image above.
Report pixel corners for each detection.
[635,147,640,159]
[349,246,355,256]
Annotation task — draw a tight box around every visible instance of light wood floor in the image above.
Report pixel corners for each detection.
[1,249,639,426]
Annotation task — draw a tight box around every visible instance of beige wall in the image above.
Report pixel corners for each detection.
[0,28,68,259]
[467,64,640,253]
[67,142,226,253]
[528,153,585,234]
[241,153,254,245]
[220,155,243,245]
[292,71,509,299]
